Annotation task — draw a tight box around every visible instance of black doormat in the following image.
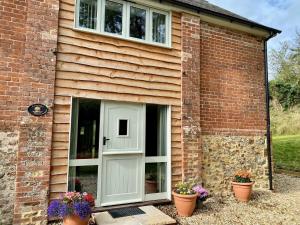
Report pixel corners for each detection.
[108,207,145,218]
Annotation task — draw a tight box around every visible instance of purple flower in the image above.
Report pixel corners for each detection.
[192,185,208,200]
[74,201,91,219]
[60,203,70,218]
[48,192,94,220]
[48,200,72,218]
[48,200,61,218]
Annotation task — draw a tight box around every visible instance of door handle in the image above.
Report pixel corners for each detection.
[103,136,110,145]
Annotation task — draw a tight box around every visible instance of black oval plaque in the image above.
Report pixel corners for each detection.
[28,104,48,116]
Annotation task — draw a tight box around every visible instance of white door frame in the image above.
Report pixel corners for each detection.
[67,98,171,207]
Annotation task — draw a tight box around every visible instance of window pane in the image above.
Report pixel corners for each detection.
[79,0,97,29]
[118,119,128,135]
[104,1,123,34]
[68,166,98,198]
[130,6,146,40]
[70,99,100,159]
[152,12,166,43]
[146,105,167,157]
[145,163,167,194]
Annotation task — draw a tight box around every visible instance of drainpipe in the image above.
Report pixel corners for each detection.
[264,32,277,190]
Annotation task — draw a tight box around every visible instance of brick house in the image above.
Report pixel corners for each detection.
[0,0,280,224]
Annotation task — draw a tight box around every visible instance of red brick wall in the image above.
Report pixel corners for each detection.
[181,14,202,180]
[0,1,28,224]
[0,0,59,224]
[0,0,26,128]
[199,22,266,136]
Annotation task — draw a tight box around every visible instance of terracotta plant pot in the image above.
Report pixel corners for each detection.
[145,180,158,194]
[231,181,255,202]
[172,191,198,217]
[63,215,90,225]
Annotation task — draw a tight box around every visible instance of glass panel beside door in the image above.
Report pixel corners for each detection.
[145,105,169,200]
[68,98,101,204]
[69,98,100,160]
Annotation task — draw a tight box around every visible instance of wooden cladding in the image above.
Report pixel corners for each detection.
[49,0,183,199]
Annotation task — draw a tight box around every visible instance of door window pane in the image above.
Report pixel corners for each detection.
[130,6,146,40]
[118,119,128,136]
[145,163,167,194]
[152,12,166,44]
[68,166,98,198]
[79,0,97,29]
[70,99,100,159]
[104,1,123,35]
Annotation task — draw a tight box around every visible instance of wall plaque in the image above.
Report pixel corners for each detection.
[28,104,48,116]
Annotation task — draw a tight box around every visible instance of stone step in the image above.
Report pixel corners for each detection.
[93,205,176,225]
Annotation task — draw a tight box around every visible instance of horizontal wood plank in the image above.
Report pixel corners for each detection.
[56,62,181,85]
[57,53,180,78]
[56,72,181,92]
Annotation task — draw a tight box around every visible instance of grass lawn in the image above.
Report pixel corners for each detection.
[272,135,300,172]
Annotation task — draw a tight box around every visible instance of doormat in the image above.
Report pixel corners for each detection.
[108,207,145,218]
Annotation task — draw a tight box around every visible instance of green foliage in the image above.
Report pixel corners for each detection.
[234,176,251,183]
[270,33,300,174]
[233,171,252,183]
[272,135,300,172]
[269,32,300,110]
[271,106,300,135]
[174,180,196,195]
[269,79,300,110]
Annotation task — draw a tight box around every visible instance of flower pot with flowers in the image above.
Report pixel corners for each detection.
[172,181,198,217]
[192,185,208,209]
[145,174,158,194]
[48,192,95,225]
[232,170,254,202]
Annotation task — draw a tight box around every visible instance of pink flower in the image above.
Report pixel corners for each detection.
[192,185,208,199]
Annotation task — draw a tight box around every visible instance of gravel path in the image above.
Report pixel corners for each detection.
[158,174,300,225]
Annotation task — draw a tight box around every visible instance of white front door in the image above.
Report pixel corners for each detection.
[100,101,145,206]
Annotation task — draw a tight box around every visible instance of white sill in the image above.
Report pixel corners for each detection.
[102,151,144,155]
[72,27,173,49]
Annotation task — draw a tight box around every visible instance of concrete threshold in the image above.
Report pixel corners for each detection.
[92,205,176,225]
[93,199,171,212]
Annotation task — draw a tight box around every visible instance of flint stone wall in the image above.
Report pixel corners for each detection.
[0,131,19,225]
[202,135,269,196]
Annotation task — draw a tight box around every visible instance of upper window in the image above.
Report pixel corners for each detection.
[78,0,98,30]
[104,1,123,35]
[76,0,171,47]
[152,12,166,44]
[129,6,146,40]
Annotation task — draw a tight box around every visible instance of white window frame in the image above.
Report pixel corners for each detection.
[127,3,150,43]
[75,0,171,47]
[101,0,126,37]
[150,8,171,47]
[75,0,100,32]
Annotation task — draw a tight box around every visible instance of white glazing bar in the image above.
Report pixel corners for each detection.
[145,156,167,163]
[69,158,100,166]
